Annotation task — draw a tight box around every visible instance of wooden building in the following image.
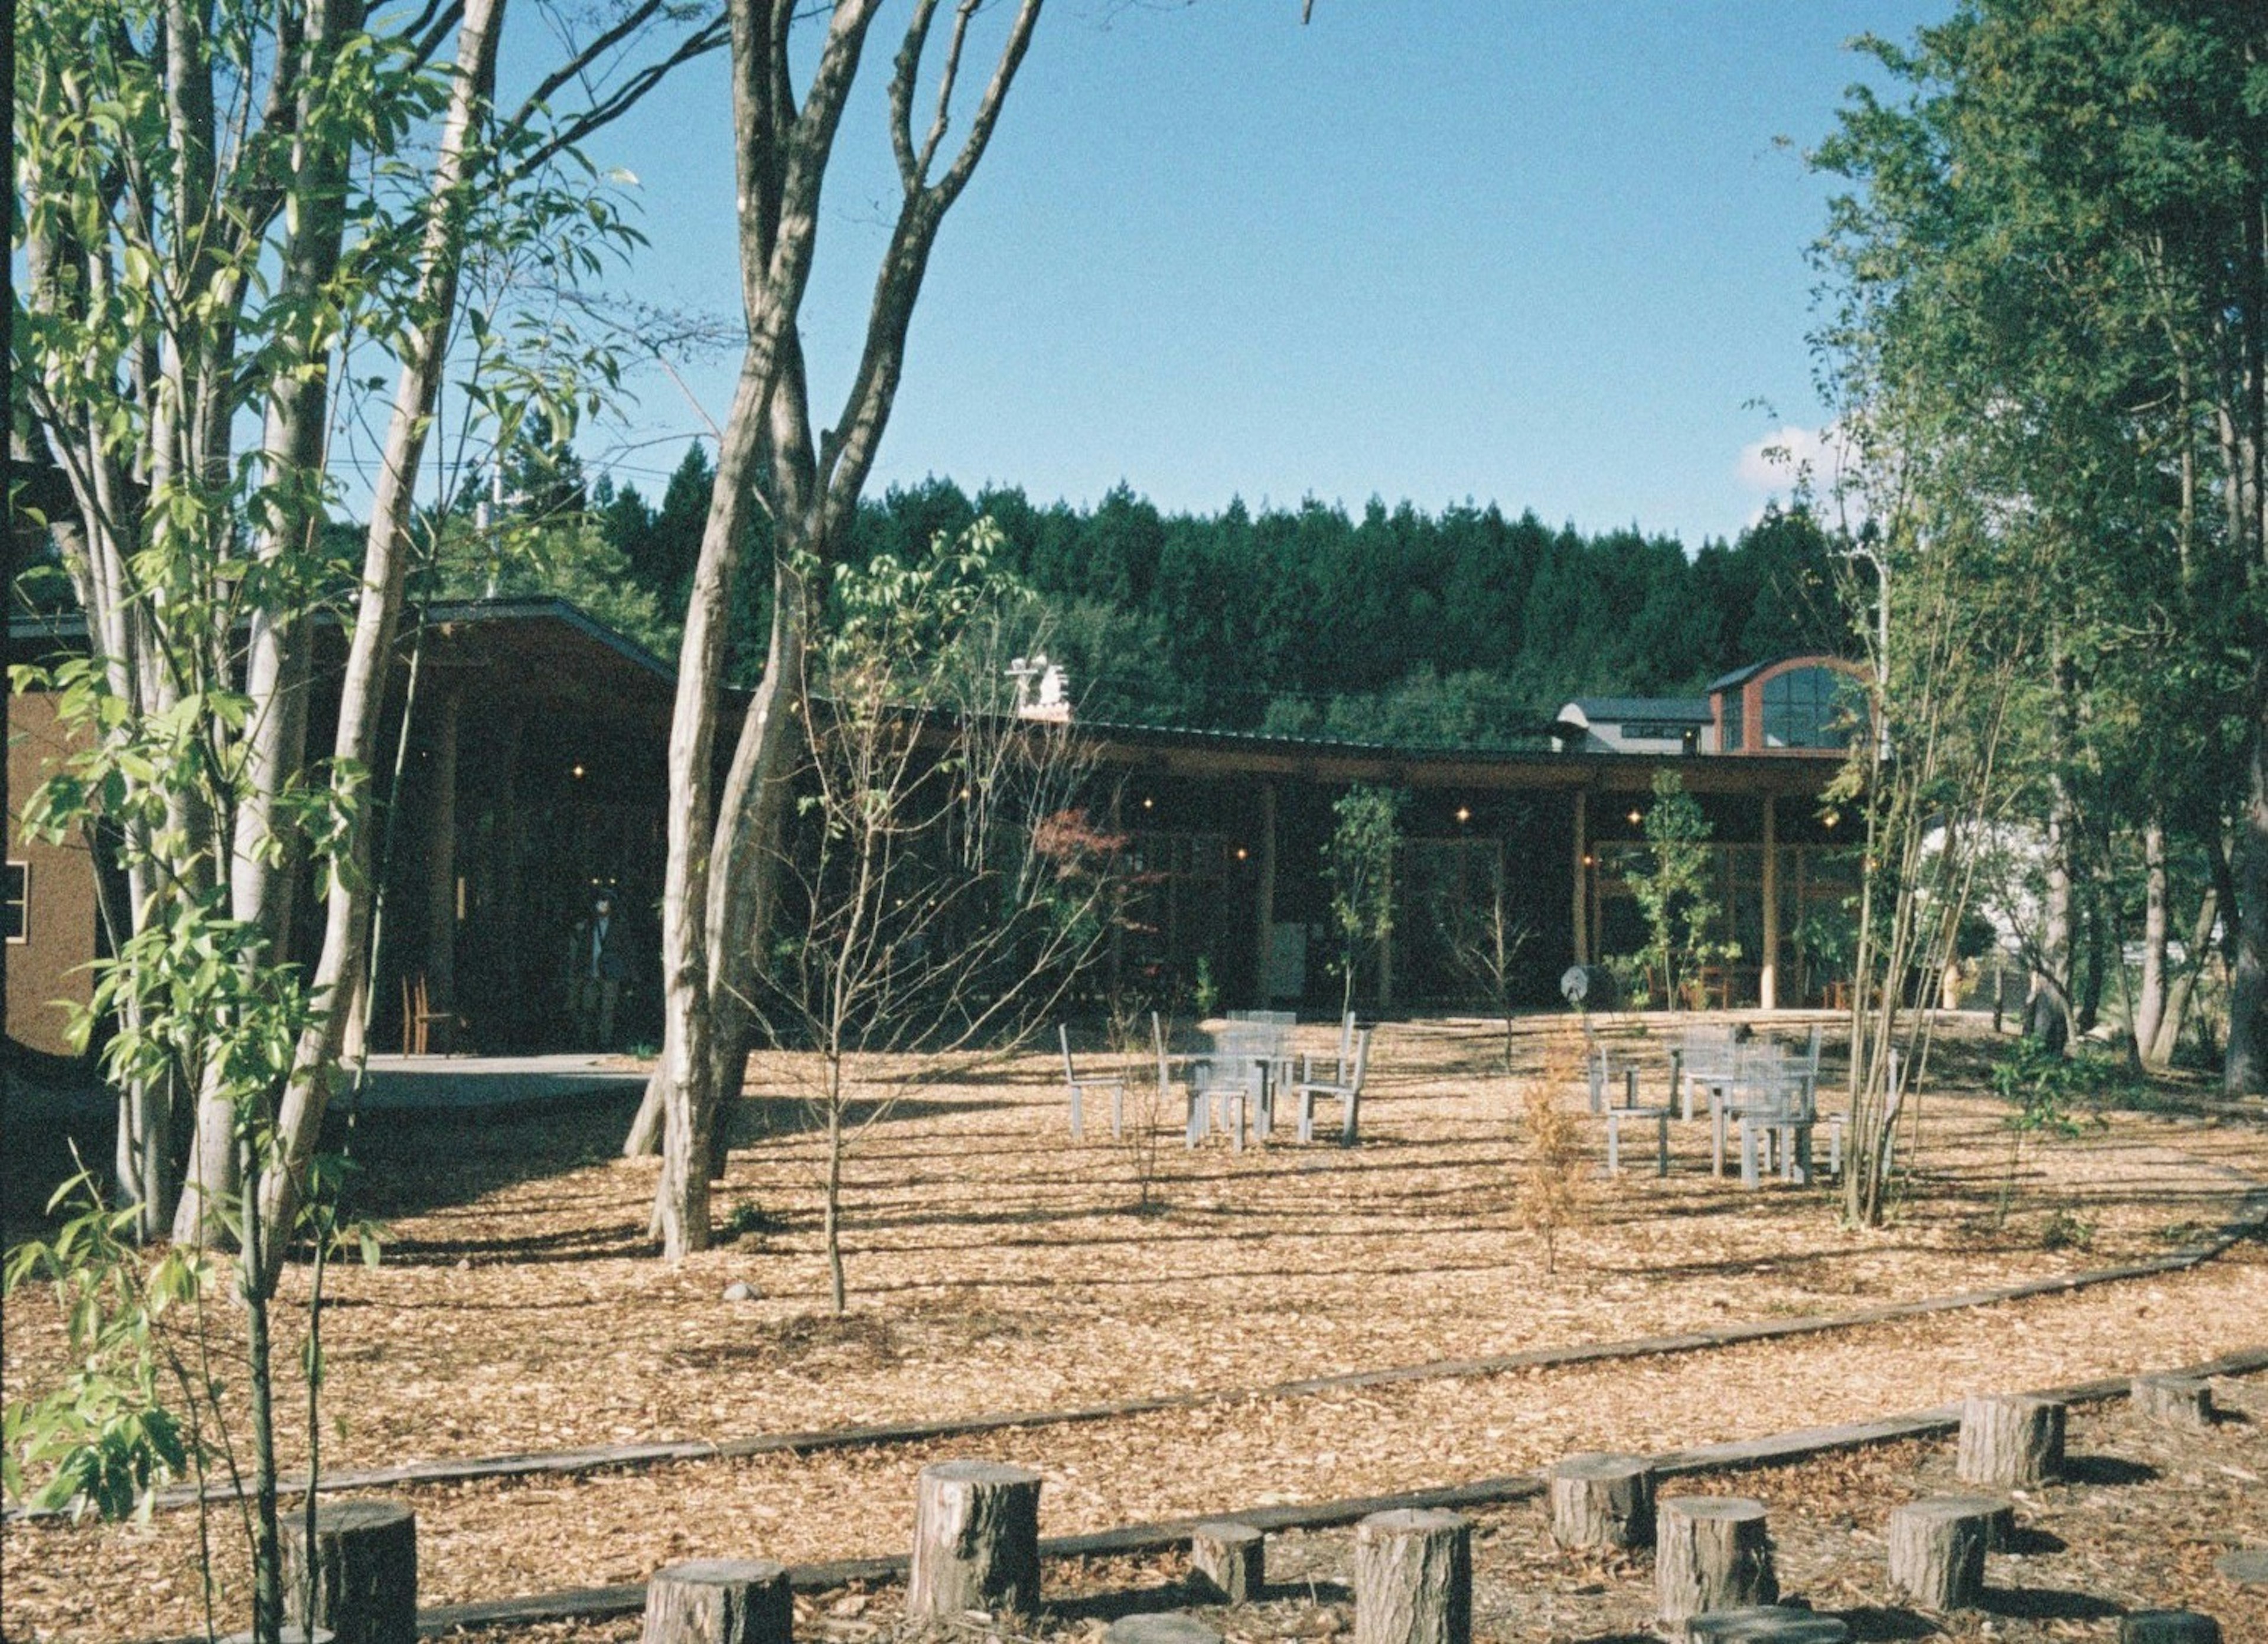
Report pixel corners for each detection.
[6,598,1859,1056]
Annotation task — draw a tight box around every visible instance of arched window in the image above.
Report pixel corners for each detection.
[1761,665,1859,750]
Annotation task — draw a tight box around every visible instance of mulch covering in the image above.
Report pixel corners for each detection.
[4,1015,2264,1641]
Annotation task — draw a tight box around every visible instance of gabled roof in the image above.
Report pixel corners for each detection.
[1565,696,1712,725]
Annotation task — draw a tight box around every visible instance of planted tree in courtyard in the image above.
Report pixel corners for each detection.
[1626,771,1733,1010]
[12,0,716,1265]
[742,526,1117,1312]
[628,0,1053,1258]
[1324,784,1406,1018]
[1442,850,1531,1071]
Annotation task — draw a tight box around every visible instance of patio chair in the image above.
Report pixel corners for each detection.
[1676,1022,1742,1120]
[1060,1023,1127,1142]
[1292,1026,1371,1145]
[1733,1045,1821,1188]
[1582,1016,1640,1114]
[1302,1010,1358,1087]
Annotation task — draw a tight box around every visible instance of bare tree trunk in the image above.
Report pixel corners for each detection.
[237,0,507,1276]
[823,1088,846,1317]
[2153,885,2220,1068]
[2136,816,2169,1060]
[2027,769,2074,1049]
[2228,664,2268,1092]
[647,0,1041,1257]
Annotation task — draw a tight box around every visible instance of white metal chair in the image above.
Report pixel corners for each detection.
[1060,1023,1127,1141]
[1292,1027,1371,1145]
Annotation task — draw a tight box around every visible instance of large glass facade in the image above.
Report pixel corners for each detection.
[1761,666,1859,750]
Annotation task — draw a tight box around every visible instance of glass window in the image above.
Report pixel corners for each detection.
[1761,666,1858,750]
[1719,694,1744,751]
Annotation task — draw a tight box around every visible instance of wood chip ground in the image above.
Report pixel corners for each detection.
[5,1015,2264,1642]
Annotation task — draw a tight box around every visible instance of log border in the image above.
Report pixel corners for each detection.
[263,1342,2264,1640]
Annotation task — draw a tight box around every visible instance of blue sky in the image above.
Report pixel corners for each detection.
[575,2,1947,547]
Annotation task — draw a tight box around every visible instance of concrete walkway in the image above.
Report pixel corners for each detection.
[349,1053,647,1112]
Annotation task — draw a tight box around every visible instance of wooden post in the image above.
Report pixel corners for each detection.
[1886,1498,1992,1610]
[422,686,461,1016]
[640,1560,791,1644]
[1547,1452,1655,1548]
[1190,1521,1264,1604]
[906,1460,1042,1625]
[2132,1373,2216,1429]
[1255,783,1277,1004]
[1956,1393,2065,1486]
[1353,1508,1470,1644]
[2119,1612,2223,1644]
[1656,1496,1776,1630]
[1571,790,1589,965]
[1759,795,1779,1011]
[280,1499,418,1644]
[1686,1610,1850,1642]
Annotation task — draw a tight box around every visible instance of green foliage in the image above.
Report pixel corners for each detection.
[1623,771,1736,1009]
[792,479,1853,744]
[2,1173,206,1520]
[1324,785,1406,1016]
[1191,955,1220,1020]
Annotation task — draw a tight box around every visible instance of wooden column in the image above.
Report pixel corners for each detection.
[1759,795,1780,1011]
[423,686,461,1015]
[1255,782,1278,1004]
[1108,789,1124,1006]
[1571,790,1589,965]
[1377,840,1394,1013]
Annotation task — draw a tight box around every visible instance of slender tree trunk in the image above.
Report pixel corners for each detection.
[823,1087,846,1317]
[2137,816,2169,1059]
[2154,885,2220,1067]
[238,0,508,1276]
[2228,689,2268,1092]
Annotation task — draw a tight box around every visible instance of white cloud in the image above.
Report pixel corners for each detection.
[1736,422,1853,498]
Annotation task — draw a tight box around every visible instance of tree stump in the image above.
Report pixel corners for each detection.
[1885,1498,1991,1610]
[279,1499,418,1644]
[640,1561,791,1644]
[1353,1508,1471,1644]
[2132,1374,2217,1430]
[1190,1521,1265,1604]
[1686,1608,1851,1642]
[905,1460,1043,1625]
[1547,1452,1656,1549]
[2119,1613,2222,1644]
[1656,1497,1777,1630]
[1928,1495,2015,1554]
[1955,1393,2065,1487]
[1104,1616,1223,1644]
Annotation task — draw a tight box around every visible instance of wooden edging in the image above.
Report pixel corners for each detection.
[404,1343,2268,1637]
[51,1179,2264,1524]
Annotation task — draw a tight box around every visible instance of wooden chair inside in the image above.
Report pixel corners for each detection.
[400,971,461,1055]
